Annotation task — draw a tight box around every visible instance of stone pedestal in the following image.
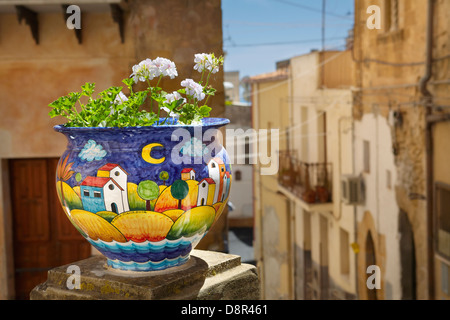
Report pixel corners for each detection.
[30,250,260,300]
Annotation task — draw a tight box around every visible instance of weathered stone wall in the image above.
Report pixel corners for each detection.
[353,0,449,299]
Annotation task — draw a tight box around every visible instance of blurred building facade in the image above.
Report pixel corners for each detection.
[247,66,290,299]
[0,0,225,300]
[250,0,450,300]
[224,71,253,227]
[353,0,450,300]
[249,50,355,299]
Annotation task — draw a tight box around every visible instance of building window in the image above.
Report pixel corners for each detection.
[436,182,450,258]
[235,170,242,181]
[245,142,250,164]
[363,140,370,173]
[109,184,115,190]
[115,171,120,176]
[93,191,101,198]
[340,228,350,275]
[83,190,90,197]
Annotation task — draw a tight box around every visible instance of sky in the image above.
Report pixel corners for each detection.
[221,0,355,79]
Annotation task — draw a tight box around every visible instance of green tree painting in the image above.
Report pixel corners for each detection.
[170,179,189,210]
[137,180,160,211]
[159,171,169,185]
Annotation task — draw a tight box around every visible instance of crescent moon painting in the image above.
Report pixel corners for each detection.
[142,143,165,164]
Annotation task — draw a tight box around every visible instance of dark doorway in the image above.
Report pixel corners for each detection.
[365,231,377,300]
[398,210,417,299]
[9,158,91,299]
[111,202,118,214]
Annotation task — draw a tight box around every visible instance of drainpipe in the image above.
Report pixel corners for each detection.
[351,115,358,299]
[418,0,434,300]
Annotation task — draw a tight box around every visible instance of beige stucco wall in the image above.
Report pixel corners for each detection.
[287,51,357,298]
[354,112,401,299]
[252,79,290,299]
[252,49,357,299]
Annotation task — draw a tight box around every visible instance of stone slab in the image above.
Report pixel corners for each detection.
[30,249,260,300]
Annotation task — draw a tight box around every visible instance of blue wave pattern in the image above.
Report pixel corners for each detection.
[87,233,205,271]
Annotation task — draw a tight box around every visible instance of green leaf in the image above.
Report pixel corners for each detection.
[204,87,216,96]
[81,82,95,97]
[122,78,134,91]
[199,105,212,117]
[175,98,185,108]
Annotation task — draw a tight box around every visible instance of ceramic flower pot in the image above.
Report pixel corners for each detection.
[54,118,231,271]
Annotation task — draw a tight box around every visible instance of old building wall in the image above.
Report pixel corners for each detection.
[251,77,290,299]
[289,53,320,161]
[286,50,357,300]
[354,112,401,299]
[353,0,435,299]
[429,0,450,300]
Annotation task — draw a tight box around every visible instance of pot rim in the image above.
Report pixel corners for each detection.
[54,117,230,133]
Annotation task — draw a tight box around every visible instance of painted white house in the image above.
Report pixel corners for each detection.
[197,178,216,206]
[80,176,126,214]
[97,163,130,212]
[207,157,226,203]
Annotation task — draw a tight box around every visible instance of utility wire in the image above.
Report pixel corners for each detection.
[224,36,346,48]
[223,19,351,28]
[271,0,354,21]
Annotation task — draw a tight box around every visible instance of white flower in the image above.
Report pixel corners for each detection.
[162,91,185,118]
[205,54,220,74]
[153,57,178,79]
[130,58,158,82]
[114,91,128,105]
[164,91,186,104]
[193,53,208,72]
[131,57,178,82]
[193,53,221,74]
[181,78,205,101]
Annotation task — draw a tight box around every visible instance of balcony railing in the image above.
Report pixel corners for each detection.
[278,150,332,204]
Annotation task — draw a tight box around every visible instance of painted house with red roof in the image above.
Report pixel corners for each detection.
[97,163,129,212]
[197,178,216,206]
[80,163,129,214]
[181,168,196,181]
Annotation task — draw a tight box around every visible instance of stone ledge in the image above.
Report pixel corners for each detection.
[198,264,260,300]
[30,249,260,300]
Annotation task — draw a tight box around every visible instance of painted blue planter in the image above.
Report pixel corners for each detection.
[54,118,231,271]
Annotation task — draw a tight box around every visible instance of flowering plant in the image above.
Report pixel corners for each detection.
[48,53,224,127]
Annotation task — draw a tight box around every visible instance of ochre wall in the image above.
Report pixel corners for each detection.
[252,78,291,299]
